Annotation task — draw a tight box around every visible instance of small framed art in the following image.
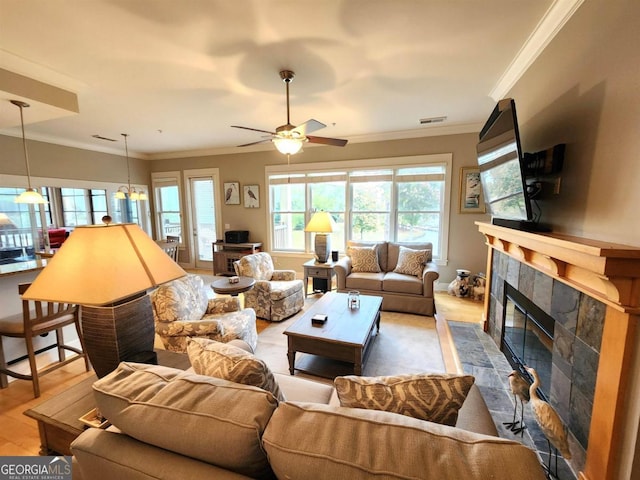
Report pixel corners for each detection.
[244,185,259,208]
[459,167,485,213]
[224,182,240,205]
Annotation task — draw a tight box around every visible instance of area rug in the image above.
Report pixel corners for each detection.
[196,272,445,383]
[257,301,445,383]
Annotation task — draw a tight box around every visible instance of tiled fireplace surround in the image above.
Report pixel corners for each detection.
[477,222,640,480]
[487,249,604,473]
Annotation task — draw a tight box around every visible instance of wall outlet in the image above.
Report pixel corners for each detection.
[224,224,230,229]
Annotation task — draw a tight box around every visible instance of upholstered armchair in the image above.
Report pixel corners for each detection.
[234,252,304,322]
[151,274,258,352]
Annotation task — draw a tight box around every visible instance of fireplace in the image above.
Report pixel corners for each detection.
[502,283,554,400]
[477,221,640,480]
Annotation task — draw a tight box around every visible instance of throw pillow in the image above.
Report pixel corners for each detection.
[393,246,430,277]
[347,246,381,273]
[187,338,285,401]
[334,373,475,426]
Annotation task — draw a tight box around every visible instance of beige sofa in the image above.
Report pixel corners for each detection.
[71,362,546,480]
[335,241,439,316]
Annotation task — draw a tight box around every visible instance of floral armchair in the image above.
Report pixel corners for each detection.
[151,274,258,352]
[234,252,304,322]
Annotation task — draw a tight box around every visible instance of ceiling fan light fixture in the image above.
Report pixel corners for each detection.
[273,136,304,155]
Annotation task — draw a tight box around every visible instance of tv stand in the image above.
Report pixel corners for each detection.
[491,218,551,232]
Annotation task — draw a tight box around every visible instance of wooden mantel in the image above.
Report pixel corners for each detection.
[477,222,640,313]
[476,222,640,480]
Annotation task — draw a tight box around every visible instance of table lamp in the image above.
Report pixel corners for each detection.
[304,211,336,263]
[22,222,186,377]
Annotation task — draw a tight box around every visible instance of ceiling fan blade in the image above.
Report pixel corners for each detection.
[292,119,326,136]
[237,139,273,147]
[307,135,348,147]
[231,125,277,135]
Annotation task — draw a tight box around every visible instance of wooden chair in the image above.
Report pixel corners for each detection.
[0,283,90,397]
[157,240,179,262]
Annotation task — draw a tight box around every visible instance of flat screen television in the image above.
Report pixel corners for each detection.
[476,98,548,232]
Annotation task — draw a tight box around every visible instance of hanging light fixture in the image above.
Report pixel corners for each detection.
[115,133,147,201]
[273,135,304,155]
[11,100,48,204]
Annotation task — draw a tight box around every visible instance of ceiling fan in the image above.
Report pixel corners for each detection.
[231,70,348,155]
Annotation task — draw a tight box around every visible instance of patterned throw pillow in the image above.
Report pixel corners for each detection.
[393,246,430,277]
[334,373,475,426]
[187,338,285,401]
[348,246,381,273]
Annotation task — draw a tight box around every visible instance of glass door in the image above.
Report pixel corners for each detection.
[189,176,217,270]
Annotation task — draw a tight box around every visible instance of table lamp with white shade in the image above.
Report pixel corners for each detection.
[304,211,336,263]
[22,222,186,377]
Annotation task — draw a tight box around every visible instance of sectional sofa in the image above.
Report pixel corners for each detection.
[70,362,546,480]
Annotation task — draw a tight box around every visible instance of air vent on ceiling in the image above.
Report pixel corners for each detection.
[419,116,447,125]
[92,134,117,142]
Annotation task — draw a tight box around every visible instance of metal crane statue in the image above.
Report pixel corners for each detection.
[526,367,571,479]
[503,370,530,436]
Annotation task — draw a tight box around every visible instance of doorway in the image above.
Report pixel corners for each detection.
[185,169,222,271]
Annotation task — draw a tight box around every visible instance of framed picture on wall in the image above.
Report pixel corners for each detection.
[223,182,240,205]
[244,185,259,208]
[459,167,485,213]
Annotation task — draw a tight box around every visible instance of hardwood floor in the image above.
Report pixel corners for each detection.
[0,359,93,456]
[433,290,484,324]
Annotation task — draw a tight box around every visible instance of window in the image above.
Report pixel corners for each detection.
[266,155,451,261]
[152,174,182,242]
[90,189,108,224]
[60,187,108,226]
[0,187,50,256]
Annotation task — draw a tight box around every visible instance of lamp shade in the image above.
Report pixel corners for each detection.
[15,188,48,204]
[304,211,335,233]
[23,223,186,305]
[0,213,16,229]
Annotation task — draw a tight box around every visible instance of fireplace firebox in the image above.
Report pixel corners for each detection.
[501,283,554,401]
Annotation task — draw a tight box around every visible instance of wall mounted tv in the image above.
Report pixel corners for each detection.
[476,98,549,232]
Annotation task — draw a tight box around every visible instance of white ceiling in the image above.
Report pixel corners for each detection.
[0,0,581,159]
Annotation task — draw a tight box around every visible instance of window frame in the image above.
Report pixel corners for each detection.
[265,154,452,265]
[151,171,183,243]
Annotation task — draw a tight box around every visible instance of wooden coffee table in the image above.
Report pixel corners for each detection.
[284,291,382,376]
[23,350,190,456]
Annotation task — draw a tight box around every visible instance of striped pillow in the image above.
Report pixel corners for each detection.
[334,373,475,426]
[187,338,285,401]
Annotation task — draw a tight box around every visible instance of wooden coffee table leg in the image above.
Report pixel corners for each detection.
[287,348,296,375]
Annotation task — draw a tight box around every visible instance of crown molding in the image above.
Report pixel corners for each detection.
[490,0,585,100]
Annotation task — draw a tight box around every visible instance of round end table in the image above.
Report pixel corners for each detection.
[211,277,256,296]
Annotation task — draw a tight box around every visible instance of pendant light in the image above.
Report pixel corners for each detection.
[11,100,48,204]
[115,133,147,201]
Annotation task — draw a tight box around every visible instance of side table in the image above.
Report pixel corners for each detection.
[23,349,190,456]
[211,276,256,296]
[302,259,336,297]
